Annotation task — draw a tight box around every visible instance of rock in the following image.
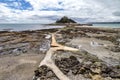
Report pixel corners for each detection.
[109,66,120,78]
[72,68,79,75]
[12,48,22,55]
[12,47,27,55]
[33,65,57,80]
[34,70,41,77]
[110,45,120,52]
[55,56,80,75]
[46,71,54,78]
[90,74,104,80]
[39,40,50,53]
[90,62,102,74]
[77,67,86,74]
[0,46,3,50]
[90,67,101,74]
[69,56,77,60]
[45,35,51,39]
[84,61,92,65]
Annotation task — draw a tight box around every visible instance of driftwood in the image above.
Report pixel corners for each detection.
[38,33,103,80]
[38,33,79,80]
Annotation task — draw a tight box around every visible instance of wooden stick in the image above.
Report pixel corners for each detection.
[39,48,70,80]
[38,33,79,80]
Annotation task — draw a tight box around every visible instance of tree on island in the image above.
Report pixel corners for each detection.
[56,16,76,23]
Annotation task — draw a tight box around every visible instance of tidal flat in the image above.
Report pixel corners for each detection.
[0,26,120,80]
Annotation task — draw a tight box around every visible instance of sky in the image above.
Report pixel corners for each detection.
[0,0,120,23]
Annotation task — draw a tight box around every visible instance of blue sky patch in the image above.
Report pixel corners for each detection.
[0,0,33,10]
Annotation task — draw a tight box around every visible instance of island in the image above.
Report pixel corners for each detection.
[48,16,93,26]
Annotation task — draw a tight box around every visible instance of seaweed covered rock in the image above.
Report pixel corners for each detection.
[33,55,120,80]
[110,45,120,52]
[33,65,59,80]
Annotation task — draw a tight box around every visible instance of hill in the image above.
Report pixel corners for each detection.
[56,16,76,23]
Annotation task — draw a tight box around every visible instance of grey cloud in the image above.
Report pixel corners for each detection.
[113,12,120,17]
[0,0,120,23]
[29,15,60,21]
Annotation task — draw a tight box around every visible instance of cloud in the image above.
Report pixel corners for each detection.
[0,0,120,23]
[113,11,120,17]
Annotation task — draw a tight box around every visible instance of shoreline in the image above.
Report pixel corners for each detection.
[0,26,120,80]
[0,24,120,32]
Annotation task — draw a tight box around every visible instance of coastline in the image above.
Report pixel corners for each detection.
[0,26,120,80]
[0,23,120,32]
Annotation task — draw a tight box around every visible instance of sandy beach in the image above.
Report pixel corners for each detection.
[0,26,120,80]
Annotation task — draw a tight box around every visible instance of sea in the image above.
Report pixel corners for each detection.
[0,23,120,31]
[0,24,64,31]
[92,23,120,28]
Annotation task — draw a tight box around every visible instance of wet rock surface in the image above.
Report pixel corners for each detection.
[110,45,120,52]
[0,27,120,80]
[33,49,120,80]
[0,29,56,56]
[33,65,59,80]
[56,52,120,79]
[0,27,119,55]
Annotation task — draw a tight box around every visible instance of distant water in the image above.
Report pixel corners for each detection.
[0,23,120,31]
[93,23,120,28]
[0,24,64,31]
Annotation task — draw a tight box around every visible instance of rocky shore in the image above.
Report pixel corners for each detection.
[0,26,120,80]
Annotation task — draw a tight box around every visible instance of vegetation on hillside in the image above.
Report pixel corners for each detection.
[56,16,76,23]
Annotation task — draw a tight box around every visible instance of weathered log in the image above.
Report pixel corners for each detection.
[38,34,79,80]
[39,48,70,80]
[51,34,78,51]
